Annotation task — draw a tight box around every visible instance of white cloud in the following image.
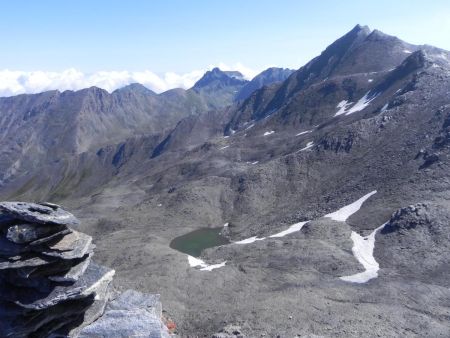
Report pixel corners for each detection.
[0,63,263,97]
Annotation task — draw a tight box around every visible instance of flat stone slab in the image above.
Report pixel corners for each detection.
[39,230,93,260]
[0,295,95,338]
[0,202,79,226]
[0,253,58,270]
[28,226,72,247]
[48,252,92,283]
[1,262,114,310]
[9,252,92,279]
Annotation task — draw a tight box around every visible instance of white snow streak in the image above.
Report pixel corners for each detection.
[340,224,386,283]
[187,255,227,271]
[235,236,266,244]
[325,190,377,222]
[263,131,275,136]
[296,130,312,136]
[403,50,412,54]
[298,141,314,152]
[219,145,229,150]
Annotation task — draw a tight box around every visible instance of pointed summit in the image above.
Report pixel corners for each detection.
[113,83,156,96]
[193,68,247,90]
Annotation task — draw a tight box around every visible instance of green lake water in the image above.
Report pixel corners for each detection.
[169,227,230,257]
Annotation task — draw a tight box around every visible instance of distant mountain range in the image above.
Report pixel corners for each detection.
[1,24,450,337]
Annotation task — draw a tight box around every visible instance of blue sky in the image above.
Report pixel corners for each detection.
[1,0,449,95]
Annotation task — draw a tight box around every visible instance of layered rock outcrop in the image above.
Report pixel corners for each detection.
[0,202,169,337]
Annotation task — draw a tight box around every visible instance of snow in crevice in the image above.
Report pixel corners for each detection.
[245,123,255,130]
[335,92,379,116]
[381,103,389,113]
[368,79,373,83]
[403,50,412,54]
[296,130,312,136]
[251,161,259,165]
[324,190,377,222]
[235,236,266,244]
[187,255,227,271]
[219,145,229,150]
[263,131,275,136]
[345,92,379,115]
[339,223,386,283]
[298,141,314,152]
[223,136,229,139]
[335,100,352,116]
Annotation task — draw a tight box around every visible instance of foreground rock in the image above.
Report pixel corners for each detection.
[0,202,170,337]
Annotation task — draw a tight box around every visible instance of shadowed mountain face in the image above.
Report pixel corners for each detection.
[235,67,294,102]
[1,25,450,337]
[191,67,249,109]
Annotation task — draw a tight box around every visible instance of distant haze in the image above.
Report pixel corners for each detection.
[0,63,260,97]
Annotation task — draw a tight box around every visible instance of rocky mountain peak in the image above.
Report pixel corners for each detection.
[193,67,247,89]
[113,83,156,96]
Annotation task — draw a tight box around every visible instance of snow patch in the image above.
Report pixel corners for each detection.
[223,136,229,139]
[219,145,229,150]
[345,92,378,115]
[223,222,229,227]
[251,161,259,165]
[235,236,266,244]
[325,191,377,222]
[245,124,255,130]
[335,100,352,116]
[296,130,312,136]
[340,224,386,283]
[381,103,388,113]
[263,131,275,136]
[368,79,373,83]
[269,221,309,238]
[403,50,412,54]
[187,255,227,271]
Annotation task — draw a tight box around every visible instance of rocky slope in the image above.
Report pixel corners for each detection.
[1,25,450,336]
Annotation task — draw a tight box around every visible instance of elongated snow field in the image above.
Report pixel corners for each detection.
[340,224,386,283]
[325,190,377,222]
